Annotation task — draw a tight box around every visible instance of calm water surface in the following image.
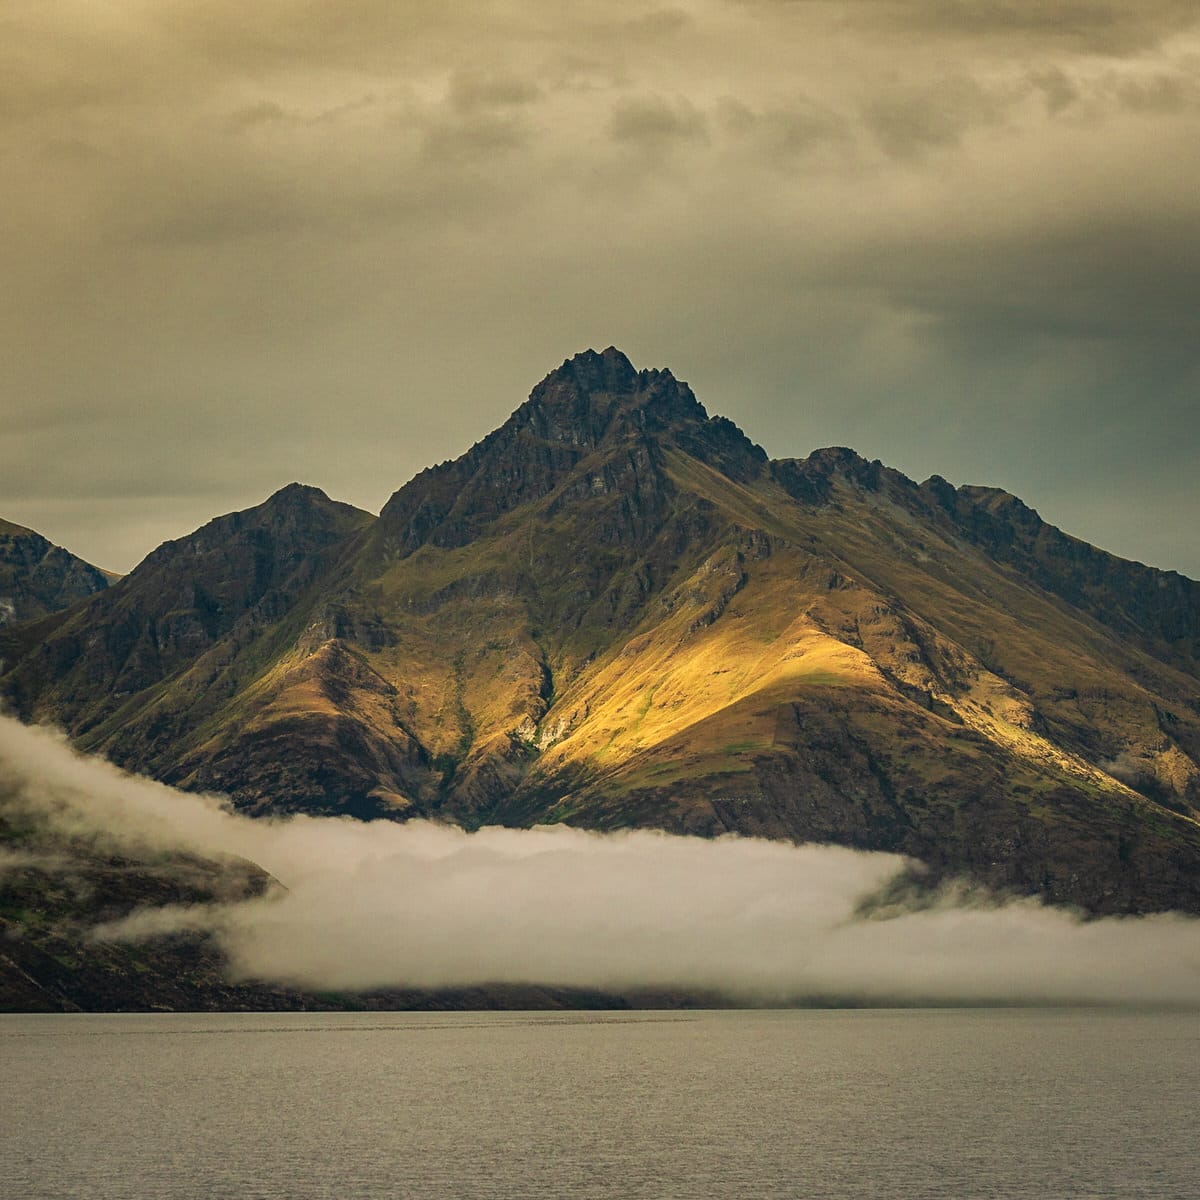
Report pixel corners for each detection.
[2,1009,1197,1199]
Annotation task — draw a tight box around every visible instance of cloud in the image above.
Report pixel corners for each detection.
[609,95,708,147]
[862,76,1009,157]
[716,96,848,163]
[732,1,1200,54]
[4,714,1200,1005]
[624,8,694,38]
[448,71,542,112]
[894,0,1199,53]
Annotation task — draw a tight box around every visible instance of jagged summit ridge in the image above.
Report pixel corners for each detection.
[378,348,767,556]
[520,347,707,443]
[537,346,642,401]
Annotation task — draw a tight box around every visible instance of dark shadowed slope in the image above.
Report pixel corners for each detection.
[0,518,110,628]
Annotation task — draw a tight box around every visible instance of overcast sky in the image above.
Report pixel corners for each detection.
[3,0,1198,576]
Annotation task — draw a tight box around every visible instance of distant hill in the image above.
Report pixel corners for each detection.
[4,348,1200,916]
[0,518,110,627]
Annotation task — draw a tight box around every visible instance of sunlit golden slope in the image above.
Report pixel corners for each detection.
[4,349,1199,913]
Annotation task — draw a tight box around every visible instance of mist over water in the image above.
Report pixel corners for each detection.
[3,714,1200,1005]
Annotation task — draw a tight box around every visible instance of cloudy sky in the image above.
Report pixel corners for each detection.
[3,0,1198,576]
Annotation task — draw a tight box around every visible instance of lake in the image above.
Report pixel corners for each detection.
[2,1009,1196,1198]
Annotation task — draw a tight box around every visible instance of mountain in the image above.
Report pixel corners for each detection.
[0,518,111,628]
[4,348,1200,915]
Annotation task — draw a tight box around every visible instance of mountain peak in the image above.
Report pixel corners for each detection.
[241,483,375,533]
[541,346,640,395]
[138,484,370,574]
[378,349,767,555]
[262,481,334,510]
[521,346,707,444]
[771,445,888,505]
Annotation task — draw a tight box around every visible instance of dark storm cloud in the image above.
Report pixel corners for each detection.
[716,96,848,161]
[734,0,1199,53]
[895,0,1199,51]
[2,0,1198,578]
[842,217,1200,342]
[861,75,1009,157]
[1028,67,1081,114]
[448,71,542,111]
[225,93,384,131]
[1109,68,1200,114]
[609,95,709,146]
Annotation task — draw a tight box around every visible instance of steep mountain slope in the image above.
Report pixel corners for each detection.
[0,518,110,627]
[4,349,1199,913]
[0,485,384,815]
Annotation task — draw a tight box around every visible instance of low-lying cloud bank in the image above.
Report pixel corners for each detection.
[2,714,1199,1005]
